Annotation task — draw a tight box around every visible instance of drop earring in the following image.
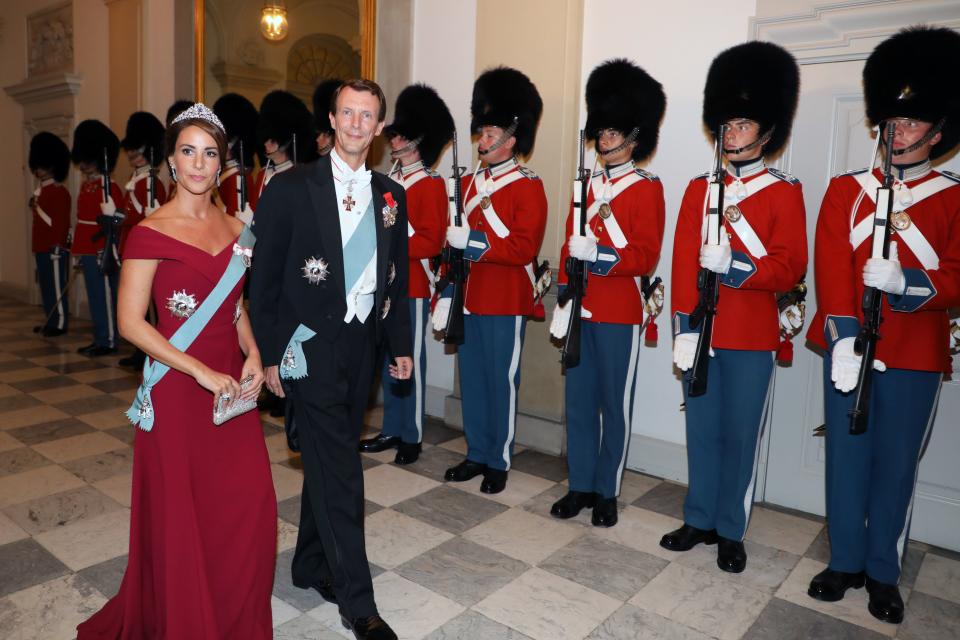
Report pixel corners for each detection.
[216,169,221,187]
[168,162,177,183]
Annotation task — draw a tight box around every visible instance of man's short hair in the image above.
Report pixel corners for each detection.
[332,79,387,122]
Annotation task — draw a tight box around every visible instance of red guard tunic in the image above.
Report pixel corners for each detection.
[250,159,293,211]
[395,164,447,299]
[32,179,71,252]
[558,165,665,324]
[120,166,166,256]
[72,176,125,257]
[460,158,548,316]
[219,160,255,216]
[807,166,960,372]
[672,165,807,349]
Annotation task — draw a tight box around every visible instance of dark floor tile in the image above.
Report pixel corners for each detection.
[742,597,885,639]
[927,545,960,563]
[49,360,108,375]
[77,554,129,599]
[276,455,304,472]
[53,394,128,416]
[587,604,711,640]
[90,377,141,394]
[3,485,123,535]
[0,393,43,414]
[421,418,462,445]
[509,449,569,482]
[277,496,301,525]
[0,447,51,477]
[360,455,381,471]
[105,425,136,446]
[901,591,960,639]
[261,421,284,437]
[365,500,382,517]
[0,538,71,597]
[900,544,926,590]
[273,548,328,611]
[62,448,134,483]
[540,535,668,601]
[9,375,78,393]
[0,359,36,373]
[631,480,686,520]
[400,444,464,483]
[394,485,508,534]
[8,418,96,446]
[10,346,66,358]
[425,610,533,640]
[804,527,832,564]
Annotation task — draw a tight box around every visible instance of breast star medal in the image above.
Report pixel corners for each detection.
[381,297,391,319]
[382,192,398,228]
[599,203,612,219]
[724,205,742,223]
[302,256,329,284]
[890,210,911,231]
[166,290,198,319]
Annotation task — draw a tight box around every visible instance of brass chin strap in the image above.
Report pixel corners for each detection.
[599,127,640,157]
[723,126,774,155]
[478,117,519,156]
[889,117,945,156]
[389,135,424,160]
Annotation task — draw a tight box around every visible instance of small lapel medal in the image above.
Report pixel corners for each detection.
[382,192,398,228]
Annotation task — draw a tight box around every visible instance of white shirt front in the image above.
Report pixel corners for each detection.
[331,148,377,323]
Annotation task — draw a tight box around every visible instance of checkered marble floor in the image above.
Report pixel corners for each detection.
[0,297,958,639]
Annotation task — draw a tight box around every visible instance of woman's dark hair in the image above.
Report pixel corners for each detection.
[165,117,229,165]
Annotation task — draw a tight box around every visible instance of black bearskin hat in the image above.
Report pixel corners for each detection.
[29,132,70,182]
[585,59,666,162]
[471,67,543,157]
[864,26,960,159]
[165,100,193,127]
[213,93,259,167]
[312,78,342,135]
[71,120,120,173]
[257,90,317,164]
[121,112,165,166]
[384,84,454,167]
[703,41,800,157]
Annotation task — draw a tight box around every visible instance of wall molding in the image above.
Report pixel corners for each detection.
[751,0,960,63]
[4,72,83,105]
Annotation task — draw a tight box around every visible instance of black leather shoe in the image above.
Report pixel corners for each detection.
[341,615,398,640]
[480,469,508,494]
[550,491,597,519]
[360,433,401,453]
[591,498,618,527]
[659,524,720,551]
[807,568,865,602]
[394,442,421,465]
[717,537,747,573]
[77,342,98,355]
[292,579,337,605]
[866,576,904,624]
[41,327,66,337]
[444,459,486,482]
[82,345,117,357]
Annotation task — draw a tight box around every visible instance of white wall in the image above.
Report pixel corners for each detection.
[580,0,758,447]
[410,0,477,414]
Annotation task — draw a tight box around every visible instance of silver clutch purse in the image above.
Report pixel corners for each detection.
[213,375,258,426]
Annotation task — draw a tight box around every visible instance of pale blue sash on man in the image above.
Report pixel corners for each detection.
[126,225,256,431]
[342,199,377,294]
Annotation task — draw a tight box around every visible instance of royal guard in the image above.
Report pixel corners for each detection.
[549,59,666,527]
[213,93,258,223]
[805,26,960,625]
[29,132,72,337]
[312,78,342,157]
[251,90,316,210]
[70,119,125,356]
[433,67,548,494]
[359,84,453,464]
[663,42,806,572]
[119,112,166,255]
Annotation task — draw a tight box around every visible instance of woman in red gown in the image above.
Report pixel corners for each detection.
[78,106,277,639]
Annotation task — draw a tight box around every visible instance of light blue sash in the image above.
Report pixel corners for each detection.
[126,226,256,431]
[279,324,316,380]
[342,199,377,294]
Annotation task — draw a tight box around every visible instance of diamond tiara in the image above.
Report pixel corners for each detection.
[171,103,226,133]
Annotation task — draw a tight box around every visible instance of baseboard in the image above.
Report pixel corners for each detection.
[626,433,689,484]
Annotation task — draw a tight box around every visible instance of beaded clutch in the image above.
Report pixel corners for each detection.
[212,375,258,426]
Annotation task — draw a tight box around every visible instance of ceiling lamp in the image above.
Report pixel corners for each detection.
[260,2,289,42]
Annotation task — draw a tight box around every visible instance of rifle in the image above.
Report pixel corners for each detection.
[147,147,157,211]
[687,124,727,397]
[440,130,468,345]
[238,140,248,213]
[93,148,122,275]
[291,132,298,166]
[848,121,897,435]
[557,130,590,368]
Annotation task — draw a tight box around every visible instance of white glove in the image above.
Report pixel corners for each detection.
[237,204,255,225]
[779,304,804,335]
[568,235,598,262]
[863,241,906,294]
[432,298,451,332]
[446,225,469,250]
[99,196,118,216]
[950,318,960,352]
[673,333,699,372]
[699,231,731,274]
[831,336,887,393]
[549,301,572,340]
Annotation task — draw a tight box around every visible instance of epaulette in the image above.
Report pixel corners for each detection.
[767,167,800,184]
[835,167,869,179]
[634,167,660,182]
[939,170,960,184]
[518,166,540,179]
